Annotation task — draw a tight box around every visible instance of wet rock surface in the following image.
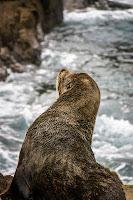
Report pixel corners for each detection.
[0,173,7,194]
[63,0,133,10]
[63,0,109,10]
[108,0,133,9]
[123,185,133,200]
[0,173,13,194]
[0,0,63,81]
[0,65,8,82]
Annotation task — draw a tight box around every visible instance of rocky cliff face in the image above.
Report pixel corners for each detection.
[0,0,63,80]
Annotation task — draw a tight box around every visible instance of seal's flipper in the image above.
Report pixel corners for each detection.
[9,166,32,200]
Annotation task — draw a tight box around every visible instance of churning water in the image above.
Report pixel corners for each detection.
[0,8,133,184]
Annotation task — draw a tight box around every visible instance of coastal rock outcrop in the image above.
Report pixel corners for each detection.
[0,0,63,81]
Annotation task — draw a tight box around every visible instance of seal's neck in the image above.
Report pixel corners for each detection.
[55,90,99,144]
[58,89,99,123]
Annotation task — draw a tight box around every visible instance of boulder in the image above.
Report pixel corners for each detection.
[63,0,133,10]
[123,185,133,200]
[41,0,63,33]
[0,173,13,195]
[108,0,133,9]
[0,173,7,194]
[0,0,63,80]
[0,64,8,81]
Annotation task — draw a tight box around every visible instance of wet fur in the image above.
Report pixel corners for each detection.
[1,69,126,200]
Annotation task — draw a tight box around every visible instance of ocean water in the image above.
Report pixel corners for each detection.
[0,8,133,184]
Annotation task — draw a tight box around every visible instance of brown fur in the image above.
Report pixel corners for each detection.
[1,69,126,200]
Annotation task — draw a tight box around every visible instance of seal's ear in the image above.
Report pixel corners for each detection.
[58,69,71,80]
[56,69,71,96]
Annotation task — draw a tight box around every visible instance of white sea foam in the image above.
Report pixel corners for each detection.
[64,9,133,23]
[94,114,133,157]
[93,115,133,183]
[96,114,133,137]
[60,52,77,66]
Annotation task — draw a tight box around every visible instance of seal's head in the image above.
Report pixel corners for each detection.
[56,69,100,120]
[57,69,100,100]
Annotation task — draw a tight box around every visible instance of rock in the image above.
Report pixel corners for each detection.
[63,0,89,10]
[0,64,8,81]
[63,0,133,10]
[0,0,40,66]
[107,0,133,9]
[63,0,109,10]
[0,0,63,80]
[0,47,16,69]
[4,175,13,188]
[41,0,63,33]
[123,185,133,200]
[0,173,13,195]
[63,0,96,10]
[0,173,7,194]
[10,63,26,73]
[95,0,110,9]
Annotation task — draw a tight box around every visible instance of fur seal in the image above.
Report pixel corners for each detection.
[1,69,126,200]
